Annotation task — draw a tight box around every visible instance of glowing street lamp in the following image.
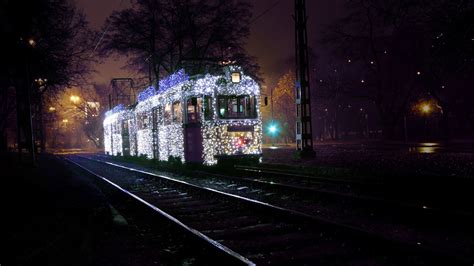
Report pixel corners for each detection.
[420,103,431,115]
[70,95,80,104]
[28,38,36,47]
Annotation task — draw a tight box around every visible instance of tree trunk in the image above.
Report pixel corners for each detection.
[334,110,339,140]
[0,133,7,151]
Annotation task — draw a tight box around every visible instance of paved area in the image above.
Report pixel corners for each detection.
[0,153,205,265]
[1,153,110,265]
[262,142,474,180]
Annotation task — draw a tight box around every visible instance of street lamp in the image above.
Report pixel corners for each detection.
[417,101,433,140]
[70,95,80,104]
[28,38,36,47]
[420,103,431,115]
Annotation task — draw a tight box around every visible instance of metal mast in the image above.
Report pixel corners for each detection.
[294,0,314,154]
[110,78,135,107]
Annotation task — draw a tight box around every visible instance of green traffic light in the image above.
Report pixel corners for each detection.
[267,122,279,136]
[269,125,277,134]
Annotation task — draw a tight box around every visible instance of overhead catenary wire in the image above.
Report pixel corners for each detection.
[250,0,281,24]
[90,0,125,57]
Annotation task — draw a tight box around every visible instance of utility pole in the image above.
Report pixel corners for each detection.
[294,0,314,155]
[403,115,407,142]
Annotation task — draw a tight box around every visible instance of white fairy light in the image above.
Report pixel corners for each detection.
[104,66,262,165]
[103,108,128,156]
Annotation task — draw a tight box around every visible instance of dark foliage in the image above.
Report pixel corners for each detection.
[101,0,261,85]
[0,0,96,149]
[323,0,473,139]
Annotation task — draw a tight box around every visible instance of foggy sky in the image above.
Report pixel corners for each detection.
[75,0,344,87]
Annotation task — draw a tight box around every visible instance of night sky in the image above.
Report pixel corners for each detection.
[75,0,344,87]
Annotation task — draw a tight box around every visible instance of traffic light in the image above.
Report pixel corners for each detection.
[267,121,279,136]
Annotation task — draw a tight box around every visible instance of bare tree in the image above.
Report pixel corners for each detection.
[271,70,297,142]
[0,0,96,151]
[101,0,260,85]
[424,1,474,139]
[323,0,431,139]
[324,0,473,139]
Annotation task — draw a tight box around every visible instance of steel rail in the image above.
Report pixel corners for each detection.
[76,155,469,265]
[233,165,473,217]
[65,157,255,266]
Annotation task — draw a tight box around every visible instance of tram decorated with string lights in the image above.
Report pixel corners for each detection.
[103,66,262,165]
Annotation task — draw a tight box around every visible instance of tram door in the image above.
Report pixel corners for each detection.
[122,120,130,156]
[184,97,203,163]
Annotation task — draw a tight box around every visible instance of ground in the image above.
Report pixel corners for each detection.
[0,153,211,265]
[262,141,474,180]
[2,140,473,264]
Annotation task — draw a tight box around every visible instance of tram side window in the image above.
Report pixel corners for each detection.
[217,95,257,119]
[164,104,172,125]
[122,120,129,135]
[138,113,149,129]
[204,96,213,120]
[186,97,202,123]
[172,101,182,123]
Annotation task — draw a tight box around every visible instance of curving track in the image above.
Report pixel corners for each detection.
[64,154,466,265]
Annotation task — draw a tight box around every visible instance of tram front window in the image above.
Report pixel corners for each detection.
[217,95,257,119]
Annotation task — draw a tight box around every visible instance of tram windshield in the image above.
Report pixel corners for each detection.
[217,95,257,119]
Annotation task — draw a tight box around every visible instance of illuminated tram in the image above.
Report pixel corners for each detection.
[103,66,262,165]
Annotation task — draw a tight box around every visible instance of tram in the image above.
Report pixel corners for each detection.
[103,66,262,165]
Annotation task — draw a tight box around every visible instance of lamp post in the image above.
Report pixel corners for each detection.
[35,78,47,152]
[271,84,275,145]
[70,95,80,104]
[404,115,408,143]
[418,102,432,140]
[261,86,277,146]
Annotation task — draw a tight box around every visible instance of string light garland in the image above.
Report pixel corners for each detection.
[103,108,127,156]
[105,104,125,117]
[104,66,262,165]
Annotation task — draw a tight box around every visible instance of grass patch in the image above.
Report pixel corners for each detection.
[254,163,372,182]
[112,155,256,177]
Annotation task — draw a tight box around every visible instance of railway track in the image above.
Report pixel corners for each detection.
[233,164,473,216]
[64,156,252,265]
[214,165,474,262]
[66,154,465,265]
